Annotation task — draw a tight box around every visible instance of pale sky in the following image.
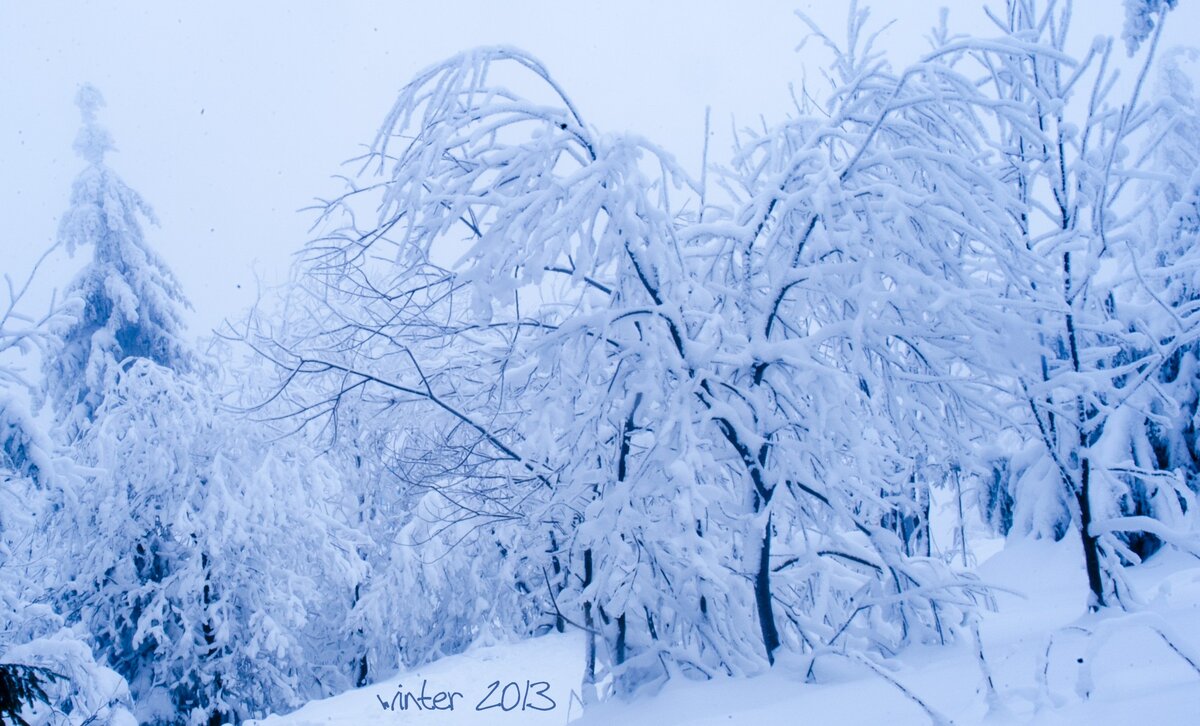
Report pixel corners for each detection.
[3,0,1196,337]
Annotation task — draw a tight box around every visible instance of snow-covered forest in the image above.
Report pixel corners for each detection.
[4,1,1200,723]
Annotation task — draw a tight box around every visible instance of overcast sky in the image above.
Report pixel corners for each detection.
[3,1,1197,337]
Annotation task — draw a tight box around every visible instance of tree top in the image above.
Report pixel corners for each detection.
[73,83,114,165]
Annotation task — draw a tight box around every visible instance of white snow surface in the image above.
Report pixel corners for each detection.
[250,632,588,726]
[254,536,1200,725]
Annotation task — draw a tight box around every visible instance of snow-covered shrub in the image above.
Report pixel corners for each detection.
[1,628,136,726]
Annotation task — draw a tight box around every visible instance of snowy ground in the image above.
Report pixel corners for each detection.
[250,633,589,726]
[254,536,1200,725]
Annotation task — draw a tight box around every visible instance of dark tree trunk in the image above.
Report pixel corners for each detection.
[754,511,781,664]
[615,613,626,667]
[582,549,596,699]
[1077,459,1106,610]
[1063,251,1106,610]
[548,531,565,633]
[201,552,227,725]
[353,584,369,687]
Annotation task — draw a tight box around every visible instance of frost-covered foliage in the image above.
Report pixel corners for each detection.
[1100,47,1200,562]
[2,248,136,725]
[1123,0,1179,55]
[1,629,137,726]
[1,394,53,491]
[955,0,1200,610]
[0,391,62,649]
[55,356,362,725]
[7,0,1197,718]
[1137,47,1200,500]
[241,285,548,685]
[44,84,192,440]
[247,0,1200,705]
[10,85,368,725]
[1,241,78,486]
[254,23,1024,695]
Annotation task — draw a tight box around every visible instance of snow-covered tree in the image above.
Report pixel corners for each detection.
[44,84,192,441]
[56,352,364,725]
[1109,46,1200,560]
[28,86,362,725]
[252,30,1010,697]
[1,240,77,487]
[1,247,137,725]
[243,0,1200,709]
[961,0,1198,610]
[242,263,556,683]
[1124,0,1179,55]
[1,630,137,726]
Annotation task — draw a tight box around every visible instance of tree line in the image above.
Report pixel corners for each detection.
[2,1,1199,723]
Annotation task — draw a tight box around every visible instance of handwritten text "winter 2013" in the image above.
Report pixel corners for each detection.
[375,679,557,714]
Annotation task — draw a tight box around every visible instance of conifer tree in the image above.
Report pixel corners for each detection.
[44,84,191,441]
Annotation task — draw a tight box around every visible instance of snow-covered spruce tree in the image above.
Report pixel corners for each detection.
[961,0,1198,609]
[44,84,191,441]
[42,87,362,725]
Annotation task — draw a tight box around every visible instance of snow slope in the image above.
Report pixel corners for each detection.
[249,633,588,726]
[256,537,1200,725]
